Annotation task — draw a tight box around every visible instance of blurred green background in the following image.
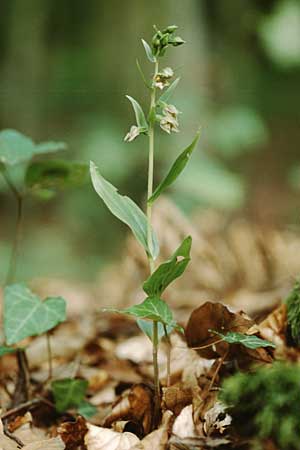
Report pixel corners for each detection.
[0,0,299,282]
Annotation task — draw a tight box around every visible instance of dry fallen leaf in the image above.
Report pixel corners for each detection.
[132,410,173,450]
[185,301,253,359]
[172,405,197,440]
[57,416,88,449]
[104,383,154,435]
[23,438,65,450]
[203,401,231,435]
[85,423,140,449]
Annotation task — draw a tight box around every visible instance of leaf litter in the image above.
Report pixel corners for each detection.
[1,198,300,449]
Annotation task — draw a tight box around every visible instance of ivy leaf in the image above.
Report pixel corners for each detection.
[141,39,156,63]
[25,160,89,195]
[0,129,36,165]
[4,284,66,345]
[0,129,66,166]
[51,378,88,413]
[212,331,276,349]
[78,401,97,419]
[143,236,192,296]
[90,161,159,259]
[0,346,17,357]
[137,319,174,342]
[148,130,201,204]
[125,95,148,131]
[159,77,180,104]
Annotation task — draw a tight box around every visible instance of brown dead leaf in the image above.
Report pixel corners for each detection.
[84,423,140,449]
[57,416,88,449]
[162,385,193,416]
[104,383,154,435]
[203,402,231,436]
[185,301,253,359]
[185,301,273,364]
[132,410,174,450]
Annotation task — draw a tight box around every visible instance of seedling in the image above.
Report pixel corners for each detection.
[90,25,200,422]
[0,130,87,400]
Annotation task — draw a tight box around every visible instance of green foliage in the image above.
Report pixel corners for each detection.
[285,281,300,345]
[90,161,159,259]
[212,330,275,349]
[158,78,180,105]
[137,319,173,342]
[143,236,192,296]
[151,25,185,57]
[220,363,300,449]
[4,284,66,345]
[125,95,148,132]
[25,159,89,197]
[0,129,66,166]
[0,346,18,357]
[148,131,200,204]
[141,39,156,63]
[77,401,97,419]
[51,378,88,413]
[105,297,182,332]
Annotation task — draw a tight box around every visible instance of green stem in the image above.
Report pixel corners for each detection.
[146,60,161,422]
[3,169,24,285]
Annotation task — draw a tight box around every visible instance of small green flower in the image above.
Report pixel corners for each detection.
[160,104,180,134]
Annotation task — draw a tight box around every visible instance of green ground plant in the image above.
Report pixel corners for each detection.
[220,363,300,450]
[0,130,88,409]
[90,25,200,421]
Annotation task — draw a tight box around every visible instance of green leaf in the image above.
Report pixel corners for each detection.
[25,160,88,194]
[34,141,67,155]
[78,401,97,419]
[141,39,156,63]
[125,95,148,131]
[0,129,66,167]
[105,297,175,326]
[4,284,66,345]
[159,77,180,104]
[0,346,17,357]
[51,378,88,413]
[137,319,173,341]
[90,161,159,259]
[0,130,36,165]
[148,130,201,204]
[212,331,276,349]
[286,281,300,345]
[143,236,192,296]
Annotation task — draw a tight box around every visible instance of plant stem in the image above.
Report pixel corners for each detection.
[3,169,24,285]
[146,60,161,422]
[46,332,53,380]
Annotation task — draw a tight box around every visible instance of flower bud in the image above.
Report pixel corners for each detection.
[163,25,178,34]
[170,36,185,47]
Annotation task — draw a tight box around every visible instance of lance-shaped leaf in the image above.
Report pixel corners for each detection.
[90,161,159,259]
[0,129,66,166]
[126,95,148,131]
[148,130,201,204]
[143,236,192,297]
[104,297,178,328]
[4,284,66,345]
[159,77,180,104]
[141,39,156,63]
[212,331,276,350]
[51,378,88,413]
[25,160,89,196]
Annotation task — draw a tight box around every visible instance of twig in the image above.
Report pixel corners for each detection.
[4,426,24,448]
[0,399,41,420]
